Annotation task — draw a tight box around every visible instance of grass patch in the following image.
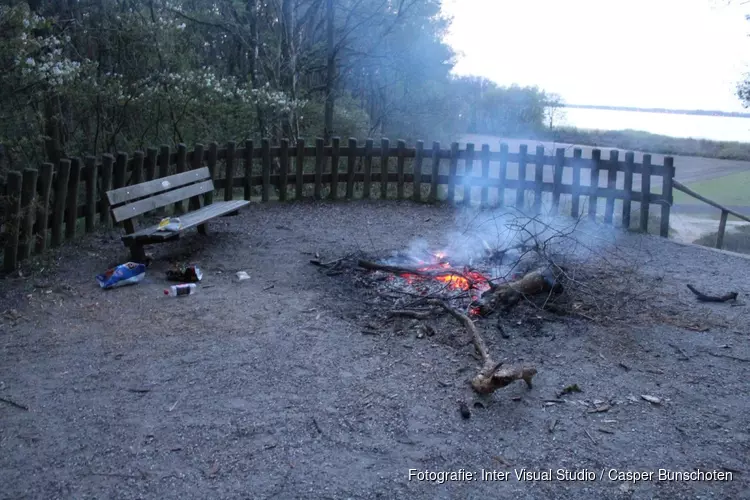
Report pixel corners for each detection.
[693,224,750,255]
[542,127,750,161]
[672,169,750,206]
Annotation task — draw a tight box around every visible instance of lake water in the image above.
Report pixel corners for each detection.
[558,107,750,143]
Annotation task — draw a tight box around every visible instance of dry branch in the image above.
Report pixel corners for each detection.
[471,266,565,316]
[425,299,536,394]
[686,284,738,303]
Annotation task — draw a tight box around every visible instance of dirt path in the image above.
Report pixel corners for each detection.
[1,201,749,499]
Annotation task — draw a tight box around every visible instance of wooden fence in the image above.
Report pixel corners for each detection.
[0,137,675,272]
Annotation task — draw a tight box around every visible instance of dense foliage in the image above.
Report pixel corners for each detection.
[0,0,554,172]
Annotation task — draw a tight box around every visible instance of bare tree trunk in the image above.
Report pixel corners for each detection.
[247,0,265,138]
[323,0,335,143]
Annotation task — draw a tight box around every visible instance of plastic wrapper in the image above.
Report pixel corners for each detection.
[96,262,147,289]
[158,217,182,232]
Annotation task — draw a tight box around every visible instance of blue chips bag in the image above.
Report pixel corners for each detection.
[96,262,147,289]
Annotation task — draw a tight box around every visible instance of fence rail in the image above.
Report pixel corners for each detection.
[1,137,676,272]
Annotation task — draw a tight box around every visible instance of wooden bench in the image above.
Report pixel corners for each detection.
[106,166,249,262]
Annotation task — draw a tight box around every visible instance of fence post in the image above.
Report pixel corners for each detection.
[639,154,652,233]
[3,171,22,272]
[660,156,674,238]
[65,158,81,240]
[516,144,527,209]
[158,145,170,180]
[464,143,475,206]
[346,138,356,199]
[498,143,508,207]
[100,154,114,226]
[314,138,324,200]
[51,159,70,247]
[206,143,218,206]
[588,149,601,221]
[363,139,373,199]
[429,141,440,203]
[132,150,145,185]
[396,139,406,200]
[145,148,158,181]
[262,139,271,202]
[174,146,186,212]
[413,141,424,202]
[18,168,39,261]
[447,142,458,202]
[243,140,253,200]
[552,148,564,214]
[571,148,582,218]
[533,145,544,213]
[604,150,618,224]
[224,141,236,202]
[480,144,490,207]
[330,137,340,201]
[717,210,729,249]
[279,139,289,201]
[35,162,54,253]
[380,138,390,199]
[84,156,97,233]
[295,139,305,200]
[622,152,635,229]
[190,143,205,212]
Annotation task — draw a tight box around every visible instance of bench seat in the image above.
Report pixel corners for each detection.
[122,199,249,244]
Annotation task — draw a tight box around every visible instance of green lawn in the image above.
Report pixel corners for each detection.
[672,169,750,206]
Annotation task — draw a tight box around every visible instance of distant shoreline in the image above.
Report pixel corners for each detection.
[563,104,750,118]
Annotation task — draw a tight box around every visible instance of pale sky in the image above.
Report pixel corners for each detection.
[442,0,750,112]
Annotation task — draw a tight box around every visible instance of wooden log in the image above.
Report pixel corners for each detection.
[279,139,289,201]
[380,138,390,199]
[65,158,81,240]
[552,148,564,214]
[357,260,479,286]
[243,140,253,200]
[158,145,170,179]
[174,144,187,212]
[51,160,70,247]
[447,142,458,202]
[470,266,564,317]
[516,144,528,208]
[429,141,440,202]
[35,162,54,253]
[145,148,158,181]
[604,150,618,224]
[330,137,340,200]
[480,144,490,207]
[314,137,324,200]
[262,139,272,202]
[413,140,424,202]
[717,209,728,249]
[533,145,544,212]
[498,143,508,207]
[3,171,22,272]
[224,141,236,202]
[396,139,406,200]
[588,149,601,220]
[17,168,38,261]
[132,150,145,185]
[346,138,356,199]
[363,139,373,199]
[464,142,475,205]
[84,156,97,232]
[571,148,583,217]
[206,142,218,206]
[660,156,674,238]
[296,139,305,200]
[622,152,634,229]
[640,154,652,232]
[100,154,113,226]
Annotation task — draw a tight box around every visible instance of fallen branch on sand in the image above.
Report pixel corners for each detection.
[686,284,738,303]
[425,300,536,394]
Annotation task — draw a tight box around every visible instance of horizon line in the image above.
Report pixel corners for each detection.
[563,104,750,118]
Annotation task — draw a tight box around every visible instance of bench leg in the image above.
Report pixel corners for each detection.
[128,244,147,263]
[197,223,208,235]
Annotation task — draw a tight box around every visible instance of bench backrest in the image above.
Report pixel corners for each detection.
[106,167,213,223]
